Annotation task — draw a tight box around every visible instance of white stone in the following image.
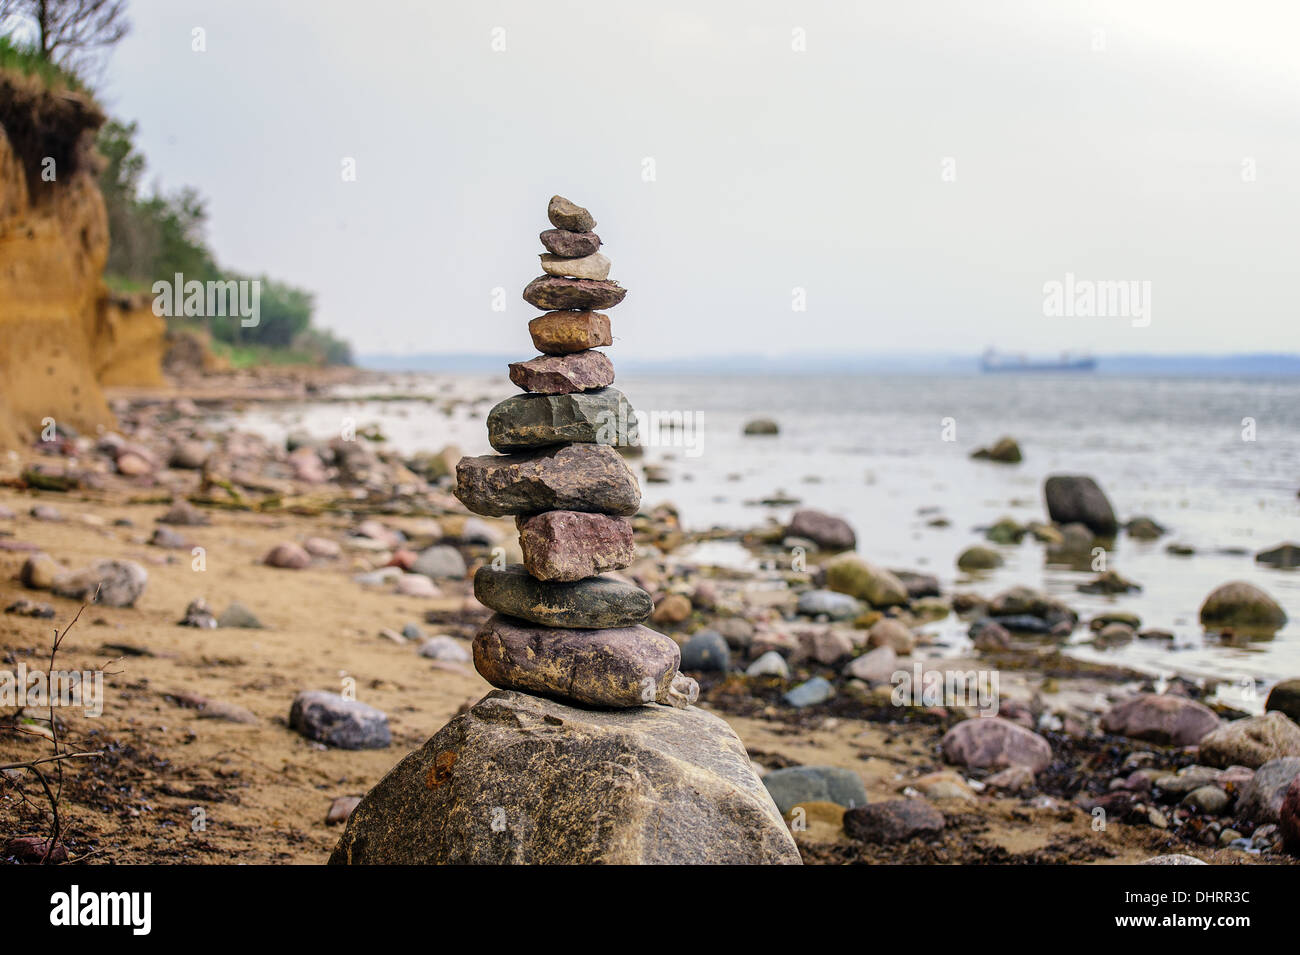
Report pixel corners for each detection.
[540,252,611,281]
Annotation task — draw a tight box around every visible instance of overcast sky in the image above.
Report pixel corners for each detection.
[97,0,1300,359]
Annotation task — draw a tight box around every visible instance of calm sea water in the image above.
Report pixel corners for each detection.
[230,372,1300,704]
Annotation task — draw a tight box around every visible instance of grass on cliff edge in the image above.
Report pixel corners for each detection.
[0,35,88,94]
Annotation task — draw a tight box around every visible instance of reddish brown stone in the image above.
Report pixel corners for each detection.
[517,511,635,582]
[529,311,612,355]
[509,350,614,395]
[523,275,626,311]
[540,229,601,257]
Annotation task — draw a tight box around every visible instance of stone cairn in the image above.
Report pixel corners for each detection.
[329,197,798,864]
[454,195,699,710]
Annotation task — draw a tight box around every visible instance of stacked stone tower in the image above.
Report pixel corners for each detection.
[454,195,699,710]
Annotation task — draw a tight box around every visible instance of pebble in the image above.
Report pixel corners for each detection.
[51,559,148,607]
[326,796,362,826]
[178,598,218,629]
[762,765,868,814]
[651,593,692,626]
[158,500,210,526]
[784,676,834,708]
[680,630,730,671]
[1182,785,1231,814]
[395,574,442,598]
[149,527,190,549]
[264,542,311,570]
[796,589,861,620]
[20,552,62,590]
[1198,711,1300,768]
[419,635,471,663]
[411,544,467,580]
[844,799,945,843]
[304,537,340,558]
[218,601,264,629]
[1099,693,1219,747]
[941,717,1052,773]
[288,690,391,749]
[867,618,915,654]
[745,650,790,678]
[844,645,898,685]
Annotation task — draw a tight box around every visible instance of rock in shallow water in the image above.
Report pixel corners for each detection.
[328,688,799,864]
[1044,474,1118,535]
[517,510,634,582]
[523,275,626,311]
[787,509,856,552]
[472,613,694,708]
[454,444,641,517]
[1199,580,1287,633]
[487,388,631,452]
[509,350,615,395]
[289,690,390,750]
[473,564,652,628]
[528,310,612,355]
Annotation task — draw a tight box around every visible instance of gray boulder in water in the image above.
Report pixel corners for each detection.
[1043,474,1118,536]
[327,689,801,864]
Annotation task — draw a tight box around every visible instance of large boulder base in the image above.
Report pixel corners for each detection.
[327,689,802,864]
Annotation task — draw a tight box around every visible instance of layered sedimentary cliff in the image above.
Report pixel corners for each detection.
[0,72,164,447]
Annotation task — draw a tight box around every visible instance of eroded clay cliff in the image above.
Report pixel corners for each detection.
[0,72,164,447]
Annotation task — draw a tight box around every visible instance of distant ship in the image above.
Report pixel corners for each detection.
[980,349,1096,373]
